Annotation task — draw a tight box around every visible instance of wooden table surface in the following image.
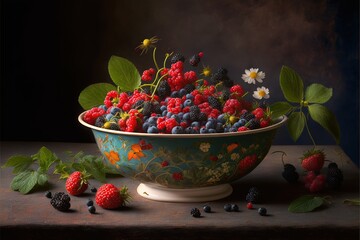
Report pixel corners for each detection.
[0,142,359,240]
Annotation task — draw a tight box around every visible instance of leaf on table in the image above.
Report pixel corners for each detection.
[2,155,34,174]
[11,170,40,194]
[288,195,325,213]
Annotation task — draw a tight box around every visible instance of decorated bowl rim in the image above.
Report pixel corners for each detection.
[78,112,287,139]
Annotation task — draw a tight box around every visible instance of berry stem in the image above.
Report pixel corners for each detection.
[271,151,287,165]
[304,117,316,147]
[152,47,160,70]
[150,73,169,98]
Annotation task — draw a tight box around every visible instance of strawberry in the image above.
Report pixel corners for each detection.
[95,184,131,209]
[65,171,89,196]
[300,149,325,172]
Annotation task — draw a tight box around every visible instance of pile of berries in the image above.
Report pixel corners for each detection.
[83,52,272,134]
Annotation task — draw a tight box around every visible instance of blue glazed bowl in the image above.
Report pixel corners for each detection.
[79,112,287,190]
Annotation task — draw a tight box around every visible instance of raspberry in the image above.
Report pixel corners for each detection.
[223,99,242,115]
[252,107,264,119]
[83,107,106,125]
[237,126,249,132]
[141,68,156,81]
[309,174,326,193]
[104,90,120,108]
[260,118,270,128]
[167,98,183,114]
[116,92,129,109]
[184,71,197,84]
[125,116,138,132]
[230,85,245,99]
[165,118,179,133]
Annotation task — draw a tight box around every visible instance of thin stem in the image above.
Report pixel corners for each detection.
[304,117,316,148]
[151,73,169,98]
[152,47,159,70]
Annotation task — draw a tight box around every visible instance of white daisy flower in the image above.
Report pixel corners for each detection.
[242,68,265,84]
[231,153,240,161]
[253,86,270,100]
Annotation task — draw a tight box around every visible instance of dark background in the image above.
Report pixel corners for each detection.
[1,0,359,165]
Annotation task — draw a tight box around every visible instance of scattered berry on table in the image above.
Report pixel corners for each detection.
[326,162,344,189]
[301,149,325,172]
[45,191,52,199]
[90,187,97,193]
[246,187,261,203]
[65,171,89,196]
[191,208,201,218]
[224,203,232,212]
[231,204,239,212]
[86,199,94,207]
[304,171,326,193]
[203,205,211,213]
[95,184,131,209]
[88,205,96,214]
[258,207,267,216]
[246,202,253,209]
[50,192,71,212]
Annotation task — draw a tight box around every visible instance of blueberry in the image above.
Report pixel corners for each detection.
[231,204,239,212]
[88,205,96,214]
[171,114,181,123]
[162,110,168,116]
[258,207,267,216]
[215,123,224,133]
[170,91,179,98]
[160,105,167,112]
[186,94,194,100]
[45,191,52,199]
[171,126,184,134]
[147,126,159,133]
[224,203,232,212]
[86,199,94,206]
[148,116,158,125]
[238,118,247,126]
[200,127,208,134]
[142,122,150,132]
[203,205,211,213]
[110,107,121,115]
[182,112,191,121]
[179,88,187,97]
[217,114,227,124]
[98,105,107,111]
[105,113,114,121]
[184,99,193,107]
[166,112,172,118]
[205,121,216,129]
[191,121,200,128]
[208,129,216,133]
[229,127,237,132]
[90,187,97,193]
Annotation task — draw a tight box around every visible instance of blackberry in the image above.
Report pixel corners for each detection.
[198,112,208,122]
[209,72,222,85]
[189,54,201,67]
[190,106,201,121]
[247,118,260,129]
[246,187,261,203]
[282,168,299,183]
[171,53,185,64]
[95,116,106,128]
[152,103,162,114]
[328,162,338,169]
[142,101,152,116]
[241,112,255,122]
[222,76,234,88]
[50,192,71,212]
[224,203,232,212]
[142,86,152,95]
[88,205,96,214]
[109,122,120,130]
[208,96,222,110]
[327,166,343,189]
[184,84,195,93]
[190,208,201,218]
[45,191,52,199]
[221,90,231,101]
[132,99,144,109]
[259,101,269,110]
[217,67,228,75]
[284,163,296,172]
[203,205,211,213]
[157,80,171,99]
[258,207,267,216]
[90,187,97,193]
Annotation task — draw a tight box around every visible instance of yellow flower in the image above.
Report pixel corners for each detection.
[201,66,212,77]
[135,36,160,55]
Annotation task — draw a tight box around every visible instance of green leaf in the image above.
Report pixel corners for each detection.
[80,155,107,182]
[11,170,39,194]
[343,199,360,206]
[78,83,117,110]
[270,101,294,119]
[308,104,340,144]
[37,173,48,186]
[305,83,333,104]
[279,66,304,103]
[2,155,34,174]
[34,146,59,172]
[288,195,325,213]
[108,55,141,92]
[287,111,306,142]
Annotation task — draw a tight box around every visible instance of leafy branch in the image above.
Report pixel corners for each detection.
[270,66,340,146]
[2,146,120,194]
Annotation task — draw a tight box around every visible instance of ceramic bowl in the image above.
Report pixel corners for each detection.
[79,112,287,202]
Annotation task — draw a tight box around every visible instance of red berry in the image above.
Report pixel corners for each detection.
[223,99,242,115]
[238,126,249,132]
[83,107,105,125]
[247,202,253,209]
[301,149,325,171]
[65,171,88,196]
[95,184,130,209]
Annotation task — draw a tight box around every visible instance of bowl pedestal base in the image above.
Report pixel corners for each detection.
[137,183,233,202]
